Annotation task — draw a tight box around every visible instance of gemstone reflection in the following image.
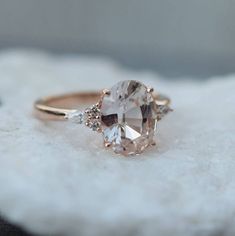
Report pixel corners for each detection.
[101,80,157,155]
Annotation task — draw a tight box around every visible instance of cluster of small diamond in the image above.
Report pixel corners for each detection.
[84,104,101,132]
[67,104,101,132]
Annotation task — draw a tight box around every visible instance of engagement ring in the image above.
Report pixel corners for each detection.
[34,80,172,156]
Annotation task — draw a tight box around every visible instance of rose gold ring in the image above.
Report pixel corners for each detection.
[34,80,172,156]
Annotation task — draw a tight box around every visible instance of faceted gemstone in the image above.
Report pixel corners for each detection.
[100,80,158,155]
[67,111,84,124]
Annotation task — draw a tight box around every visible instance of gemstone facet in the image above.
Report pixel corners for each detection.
[67,111,84,124]
[100,80,158,155]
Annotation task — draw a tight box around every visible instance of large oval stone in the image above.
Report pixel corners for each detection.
[100,80,158,155]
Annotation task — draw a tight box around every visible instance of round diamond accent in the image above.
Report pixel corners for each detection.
[100,80,158,155]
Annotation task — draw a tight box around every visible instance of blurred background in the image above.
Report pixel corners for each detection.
[0,0,235,77]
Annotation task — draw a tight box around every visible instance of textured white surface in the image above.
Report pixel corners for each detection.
[0,51,234,236]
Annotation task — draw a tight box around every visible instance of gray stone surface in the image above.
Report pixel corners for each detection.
[0,50,234,236]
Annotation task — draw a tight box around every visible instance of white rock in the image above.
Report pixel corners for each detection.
[0,50,234,236]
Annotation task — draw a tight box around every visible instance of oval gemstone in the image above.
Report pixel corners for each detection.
[100,80,158,155]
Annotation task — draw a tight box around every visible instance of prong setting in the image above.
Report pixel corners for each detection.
[104,142,112,148]
[102,89,111,96]
[147,87,154,93]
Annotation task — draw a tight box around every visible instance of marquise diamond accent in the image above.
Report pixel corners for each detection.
[66,111,84,124]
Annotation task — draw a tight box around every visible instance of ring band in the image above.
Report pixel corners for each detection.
[34,80,172,156]
[35,92,101,120]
